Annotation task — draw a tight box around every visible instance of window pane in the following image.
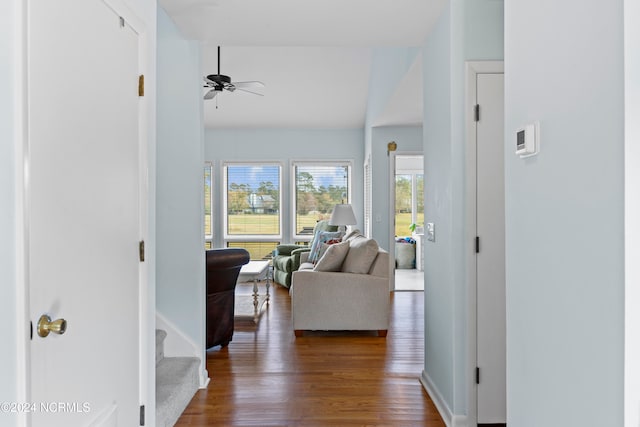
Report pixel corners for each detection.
[226,165,280,235]
[416,174,424,228]
[395,175,412,236]
[227,241,278,261]
[294,164,349,235]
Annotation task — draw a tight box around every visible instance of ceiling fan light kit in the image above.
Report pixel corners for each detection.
[203,46,265,101]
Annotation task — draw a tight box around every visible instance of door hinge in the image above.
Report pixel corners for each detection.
[30,321,33,340]
[139,405,145,426]
[138,74,144,97]
[474,104,480,122]
[139,240,145,262]
[475,236,480,253]
[476,367,480,384]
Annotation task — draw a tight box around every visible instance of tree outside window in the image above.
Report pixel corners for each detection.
[293,162,351,237]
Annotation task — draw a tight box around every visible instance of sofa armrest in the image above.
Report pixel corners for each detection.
[275,244,305,256]
[291,247,310,256]
[297,249,311,265]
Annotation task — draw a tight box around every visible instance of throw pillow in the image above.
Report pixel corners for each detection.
[314,241,350,272]
[341,236,379,274]
[308,230,343,263]
[316,238,342,260]
[341,229,362,242]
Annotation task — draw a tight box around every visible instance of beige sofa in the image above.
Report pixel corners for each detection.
[290,233,390,337]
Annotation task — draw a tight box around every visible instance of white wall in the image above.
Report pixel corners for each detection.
[421,0,503,419]
[370,126,423,251]
[156,7,205,348]
[363,48,425,259]
[205,128,364,247]
[0,1,17,425]
[422,5,455,410]
[625,1,640,425]
[364,48,420,162]
[505,1,624,425]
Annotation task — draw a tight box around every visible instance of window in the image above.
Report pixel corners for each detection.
[223,163,281,259]
[204,162,213,249]
[292,161,351,240]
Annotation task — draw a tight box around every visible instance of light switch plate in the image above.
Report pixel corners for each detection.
[426,222,435,242]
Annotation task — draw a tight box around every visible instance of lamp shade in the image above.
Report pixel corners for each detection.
[329,204,357,226]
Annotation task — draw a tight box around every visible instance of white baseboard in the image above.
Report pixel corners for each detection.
[156,311,209,388]
[200,373,210,389]
[420,370,468,427]
[452,415,468,427]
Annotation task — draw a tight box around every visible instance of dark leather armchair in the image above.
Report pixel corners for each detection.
[205,248,250,349]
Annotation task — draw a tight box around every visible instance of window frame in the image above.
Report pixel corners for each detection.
[204,161,213,249]
[290,159,353,241]
[222,161,283,245]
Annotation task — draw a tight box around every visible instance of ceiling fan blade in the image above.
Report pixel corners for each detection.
[235,88,264,96]
[232,81,265,89]
[204,89,218,100]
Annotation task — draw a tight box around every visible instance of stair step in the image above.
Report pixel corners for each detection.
[156,356,200,427]
[156,329,167,365]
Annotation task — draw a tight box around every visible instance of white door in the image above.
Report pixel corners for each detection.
[476,72,506,424]
[28,0,142,425]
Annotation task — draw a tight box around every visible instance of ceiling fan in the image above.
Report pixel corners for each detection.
[203,46,265,100]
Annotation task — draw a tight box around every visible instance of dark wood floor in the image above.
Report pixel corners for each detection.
[176,283,445,426]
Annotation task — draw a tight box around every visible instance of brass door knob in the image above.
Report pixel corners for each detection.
[37,314,67,338]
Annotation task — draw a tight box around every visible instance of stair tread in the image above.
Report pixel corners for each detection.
[156,357,200,427]
[156,357,199,387]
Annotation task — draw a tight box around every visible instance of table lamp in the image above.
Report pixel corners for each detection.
[329,204,357,234]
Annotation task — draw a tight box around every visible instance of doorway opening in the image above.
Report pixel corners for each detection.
[393,154,424,291]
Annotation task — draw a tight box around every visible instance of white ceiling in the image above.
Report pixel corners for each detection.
[201,46,372,128]
[159,0,447,129]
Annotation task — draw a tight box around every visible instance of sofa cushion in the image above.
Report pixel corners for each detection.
[314,240,350,272]
[299,262,315,271]
[308,230,343,263]
[341,236,379,274]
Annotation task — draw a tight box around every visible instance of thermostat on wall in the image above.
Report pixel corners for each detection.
[515,122,539,158]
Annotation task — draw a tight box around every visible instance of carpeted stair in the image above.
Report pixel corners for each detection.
[156,329,200,427]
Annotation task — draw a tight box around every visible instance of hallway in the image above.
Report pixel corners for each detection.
[176,284,441,426]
